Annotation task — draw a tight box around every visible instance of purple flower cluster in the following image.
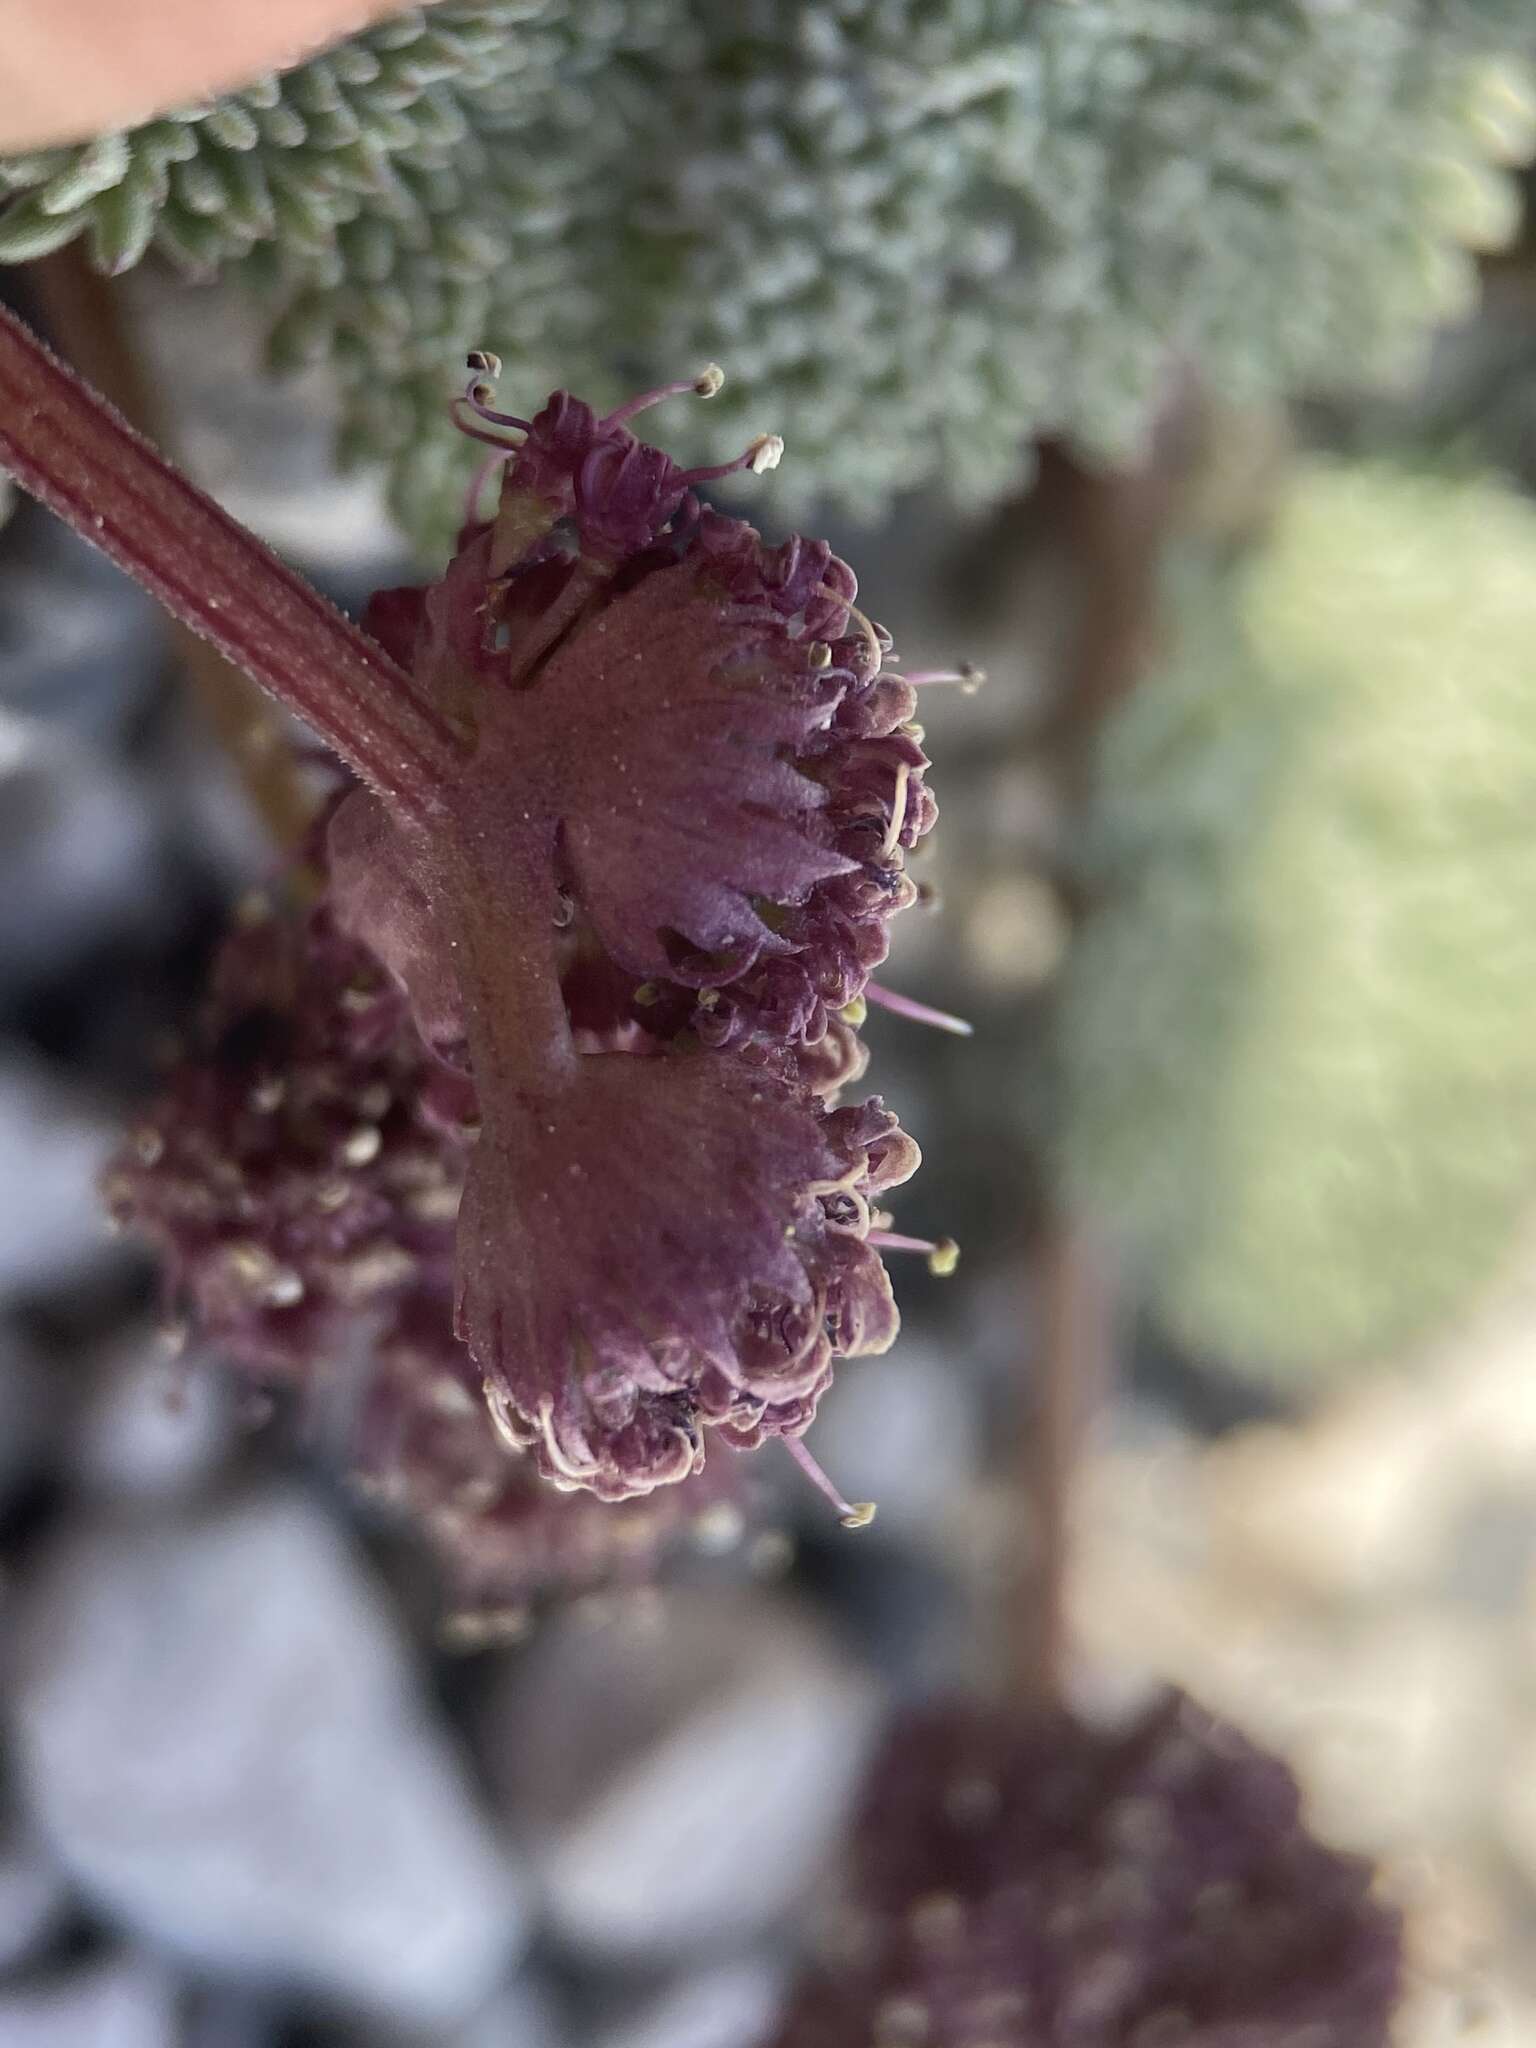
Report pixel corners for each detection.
[767,1692,1403,2048]
[104,896,473,1384]
[341,385,935,1062]
[317,376,935,1500]
[106,890,743,1613]
[108,365,942,1506]
[354,1291,747,1634]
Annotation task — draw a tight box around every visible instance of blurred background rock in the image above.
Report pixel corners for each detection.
[7,22,1536,2048]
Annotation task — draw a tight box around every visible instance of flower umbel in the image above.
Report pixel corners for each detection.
[338,366,937,1056]
[319,365,941,1496]
[103,893,474,1382]
[768,1692,1403,2048]
[354,1288,750,1635]
[0,310,950,1504]
[106,887,749,1614]
[457,1053,915,1497]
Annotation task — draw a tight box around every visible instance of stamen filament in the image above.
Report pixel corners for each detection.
[882,760,911,858]
[464,448,507,529]
[891,663,987,693]
[784,1434,877,1530]
[604,363,725,426]
[449,400,529,451]
[458,358,532,435]
[864,981,974,1037]
[675,433,785,487]
[869,1231,961,1276]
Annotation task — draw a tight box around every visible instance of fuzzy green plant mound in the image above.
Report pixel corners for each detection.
[0,4,571,272]
[1058,461,1536,1381]
[1,3,1533,551]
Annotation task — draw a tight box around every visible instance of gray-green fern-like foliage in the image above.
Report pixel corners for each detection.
[2,3,1534,552]
[1057,461,1536,1383]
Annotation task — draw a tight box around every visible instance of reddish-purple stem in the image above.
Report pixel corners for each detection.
[0,303,465,817]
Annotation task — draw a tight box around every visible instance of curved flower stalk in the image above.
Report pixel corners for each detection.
[768,1692,1403,2048]
[0,307,950,1503]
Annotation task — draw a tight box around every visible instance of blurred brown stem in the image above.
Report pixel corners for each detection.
[1018,1207,1114,1711]
[1013,392,1200,1712]
[28,246,315,847]
[1032,402,1200,796]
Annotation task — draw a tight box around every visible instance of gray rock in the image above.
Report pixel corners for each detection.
[0,1060,118,1297]
[0,1326,53,1514]
[588,1958,788,2048]
[11,1490,528,2026]
[481,1588,879,1961]
[0,518,163,743]
[0,1951,180,2048]
[0,712,164,990]
[810,1339,980,1545]
[0,1056,120,1294]
[341,1976,569,2048]
[0,1826,69,1976]
[66,1333,232,1503]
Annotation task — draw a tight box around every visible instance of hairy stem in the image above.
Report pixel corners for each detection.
[436,813,579,1091]
[0,299,464,818]
[30,251,316,846]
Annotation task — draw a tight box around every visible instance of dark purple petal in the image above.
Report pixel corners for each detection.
[493,557,858,977]
[494,391,694,558]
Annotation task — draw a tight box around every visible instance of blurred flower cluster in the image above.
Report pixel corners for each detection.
[770,1691,1403,2048]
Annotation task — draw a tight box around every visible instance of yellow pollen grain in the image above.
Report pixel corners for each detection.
[926,1236,961,1278]
[342,1125,383,1168]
